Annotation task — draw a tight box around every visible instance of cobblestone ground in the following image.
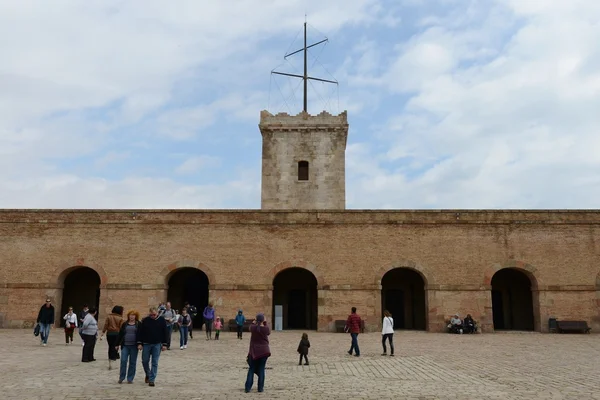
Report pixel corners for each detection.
[2,329,599,399]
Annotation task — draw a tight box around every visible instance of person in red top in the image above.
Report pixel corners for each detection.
[346,307,361,357]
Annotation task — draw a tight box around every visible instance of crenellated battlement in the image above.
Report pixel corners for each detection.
[259,110,348,132]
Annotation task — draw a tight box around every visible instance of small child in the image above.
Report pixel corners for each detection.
[214,316,222,340]
[297,332,310,365]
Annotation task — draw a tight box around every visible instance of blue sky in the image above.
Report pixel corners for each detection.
[1,0,599,209]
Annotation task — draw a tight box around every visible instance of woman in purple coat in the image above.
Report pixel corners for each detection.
[244,313,271,393]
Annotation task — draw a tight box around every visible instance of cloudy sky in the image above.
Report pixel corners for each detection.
[1,0,599,209]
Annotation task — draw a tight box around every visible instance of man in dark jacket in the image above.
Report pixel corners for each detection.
[137,307,168,387]
[346,307,361,357]
[36,298,55,346]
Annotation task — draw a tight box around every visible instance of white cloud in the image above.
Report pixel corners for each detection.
[176,156,221,175]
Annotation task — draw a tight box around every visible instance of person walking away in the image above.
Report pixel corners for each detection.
[178,308,191,349]
[244,313,271,393]
[235,309,246,339]
[137,307,168,387]
[100,306,124,370]
[297,332,310,365]
[116,310,141,384]
[78,305,89,345]
[81,307,99,362]
[214,316,222,340]
[346,307,361,357]
[63,306,78,345]
[36,298,55,346]
[381,310,395,356]
[161,302,176,349]
[203,303,215,340]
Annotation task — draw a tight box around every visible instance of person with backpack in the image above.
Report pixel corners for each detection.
[381,309,395,356]
[178,308,192,349]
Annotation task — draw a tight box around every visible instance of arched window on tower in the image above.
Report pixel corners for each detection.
[298,161,309,181]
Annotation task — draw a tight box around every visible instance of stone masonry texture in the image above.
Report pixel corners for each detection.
[0,209,599,333]
[259,110,348,210]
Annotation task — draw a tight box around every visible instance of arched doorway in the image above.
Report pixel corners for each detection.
[381,268,426,330]
[272,268,318,330]
[167,268,209,328]
[61,267,101,326]
[491,268,535,331]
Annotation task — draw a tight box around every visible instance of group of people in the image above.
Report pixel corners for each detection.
[447,313,478,334]
[36,298,399,393]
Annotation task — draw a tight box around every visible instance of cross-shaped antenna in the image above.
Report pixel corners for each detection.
[271,22,338,113]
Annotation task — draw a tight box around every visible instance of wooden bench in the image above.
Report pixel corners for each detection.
[227,319,253,332]
[556,320,591,334]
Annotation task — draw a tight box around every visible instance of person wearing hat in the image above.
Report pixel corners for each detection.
[235,309,246,339]
[244,313,271,393]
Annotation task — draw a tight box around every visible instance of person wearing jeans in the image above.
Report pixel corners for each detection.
[137,307,168,387]
[381,309,395,356]
[116,310,141,384]
[161,302,176,349]
[346,307,361,357]
[36,298,55,346]
[203,303,215,340]
[245,313,271,393]
[178,309,191,349]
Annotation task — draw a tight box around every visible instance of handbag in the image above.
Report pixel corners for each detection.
[343,324,350,333]
[33,323,40,337]
[66,321,71,329]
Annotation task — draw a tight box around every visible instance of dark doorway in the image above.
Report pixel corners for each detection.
[491,268,535,331]
[272,268,318,330]
[381,268,426,330]
[167,268,209,328]
[61,267,101,326]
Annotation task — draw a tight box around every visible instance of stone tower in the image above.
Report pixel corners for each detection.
[259,110,349,210]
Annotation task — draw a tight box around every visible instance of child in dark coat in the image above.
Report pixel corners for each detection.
[297,332,310,365]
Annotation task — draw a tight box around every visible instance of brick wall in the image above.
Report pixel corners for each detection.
[0,209,598,332]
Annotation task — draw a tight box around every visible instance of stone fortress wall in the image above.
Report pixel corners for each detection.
[1,209,598,333]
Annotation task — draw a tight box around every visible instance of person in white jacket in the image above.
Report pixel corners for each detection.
[63,307,78,345]
[381,310,395,356]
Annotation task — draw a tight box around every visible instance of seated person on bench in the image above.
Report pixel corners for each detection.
[448,313,463,334]
[463,314,476,333]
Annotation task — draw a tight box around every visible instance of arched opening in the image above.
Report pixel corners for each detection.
[167,268,209,328]
[61,267,101,326]
[272,268,318,330]
[381,268,426,330]
[298,161,309,181]
[491,268,535,331]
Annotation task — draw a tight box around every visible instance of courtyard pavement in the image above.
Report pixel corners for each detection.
[1,328,599,399]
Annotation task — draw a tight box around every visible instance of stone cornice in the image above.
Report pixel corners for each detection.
[1,209,600,225]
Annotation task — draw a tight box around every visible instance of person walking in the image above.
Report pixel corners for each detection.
[203,303,215,340]
[116,310,141,384]
[346,307,361,357]
[161,302,176,349]
[36,298,55,346]
[214,316,222,340]
[100,306,124,370]
[185,303,198,339]
[297,332,310,365]
[81,307,99,362]
[244,313,271,393]
[381,310,395,356]
[178,308,191,349]
[63,306,78,345]
[137,307,168,387]
[235,309,246,339]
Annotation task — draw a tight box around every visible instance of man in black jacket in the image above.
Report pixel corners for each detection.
[36,298,55,346]
[137,307,168,387]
